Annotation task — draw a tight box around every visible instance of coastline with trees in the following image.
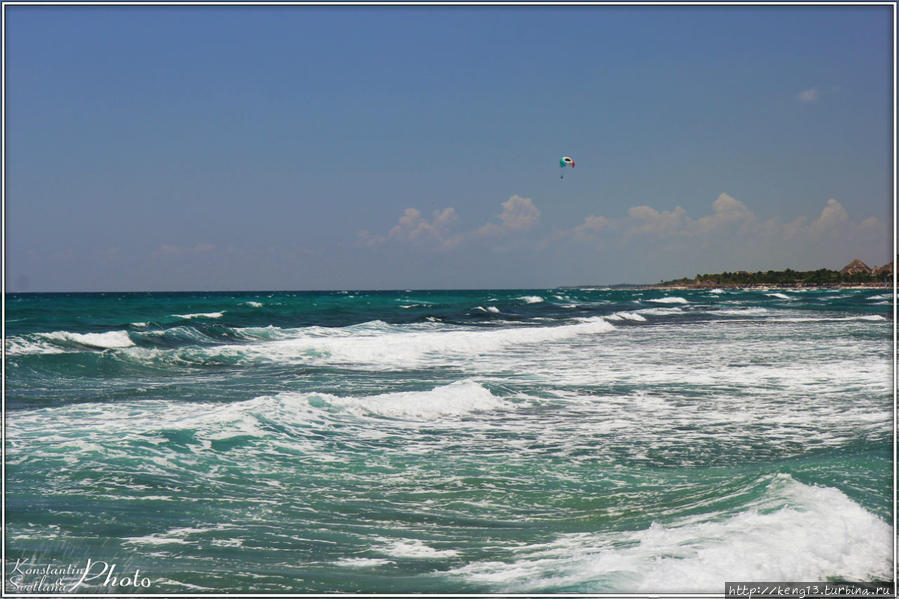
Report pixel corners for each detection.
[654,258,894,289]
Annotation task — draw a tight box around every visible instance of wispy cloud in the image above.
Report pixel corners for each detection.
[569,215,610,236]
[555,198,707,242]
[390,207,459,243]
[625,194,880,241]
[499,195,541,230]
[692,193,756,234]
[550,215,612,249]
[475,195,541,238]
[628,205,688,235]
[154,243,217,256]
[359,207,461,249]
[808,198,849,237]
[797,88,819,102]
[363,195,542,249]
[360,193,886,273]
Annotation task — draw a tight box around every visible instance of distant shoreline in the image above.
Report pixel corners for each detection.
[645,283,892,290]
[636,260,895,291]
[570,282,893,291]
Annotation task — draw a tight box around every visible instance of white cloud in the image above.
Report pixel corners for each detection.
[628,205,688,235]
[360,193,886,271]
[552,214,612,246]
[625,195,883,250]
[498,195,540,231]
[627,193,755,237]
[571,215,610,235]
[357,230,384,247]
[360,207,461,249]
[154,243,217,256]
[363,195,543,250]
[798,88,819,102]
[692,193,755,234]
[157,244,183,256]
[859,216,883,233]
[475,195,541,238]
[612,194,888,278]
[808,198,850,238]
[760,215,808,240]
[388,207,458,243]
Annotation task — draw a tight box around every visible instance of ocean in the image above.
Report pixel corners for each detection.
[4,287,894,594]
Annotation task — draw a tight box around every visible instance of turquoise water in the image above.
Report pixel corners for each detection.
[4,287,893,593]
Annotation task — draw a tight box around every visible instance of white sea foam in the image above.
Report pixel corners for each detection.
[647,297,688,304]
[4,379,501,448]
[124,525,235,547]
[713,307,769,317]
[231,325,298,341]
[336,557,393,568]
[518,296,544,304]
[773,315,886,323]
[379,539,459,559]
[6,330,136,354]
[59,330,136,349]
[173,312,224,319]
[765,293,792,300]
[216,317,617,369]
[634,307,685,317]
[319,380,504,420]
[211,538,244,548]
[471,306,499,313]
[605,311,647,322]
[241,301,263,308]
[5,336,66,355]
[154,579,216,592]
[447,475,891,592]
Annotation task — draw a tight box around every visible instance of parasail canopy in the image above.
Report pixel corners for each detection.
[559,156,575,179]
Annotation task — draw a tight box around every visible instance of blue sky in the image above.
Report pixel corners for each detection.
[5,3,894,291]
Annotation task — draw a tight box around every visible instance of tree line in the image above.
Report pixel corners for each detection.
[660,268,889,287]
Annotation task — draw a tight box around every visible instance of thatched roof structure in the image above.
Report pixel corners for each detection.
[840,259,871,275]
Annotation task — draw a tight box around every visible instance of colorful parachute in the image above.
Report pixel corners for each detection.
[560,156,574,179]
